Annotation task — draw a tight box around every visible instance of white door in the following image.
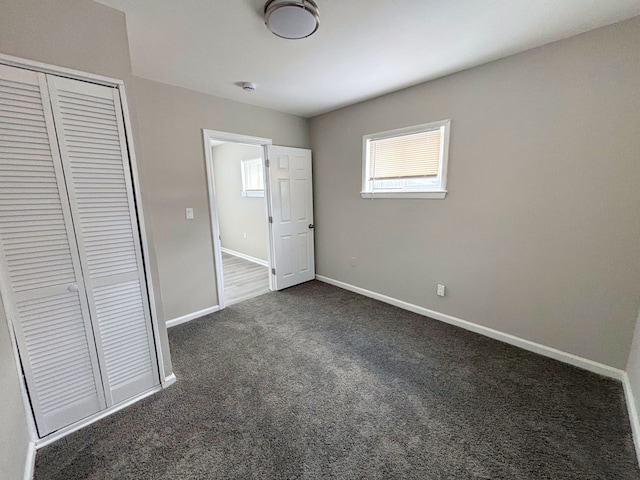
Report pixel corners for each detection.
[0,63,160,437]
[46,75,159,405]
[0,64,106,436]
[266,145,315,290]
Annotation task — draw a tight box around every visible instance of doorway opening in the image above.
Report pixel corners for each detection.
[203,130,273,309]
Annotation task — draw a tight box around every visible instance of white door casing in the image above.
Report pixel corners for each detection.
[266,145,315,290]
[0,64,106,436]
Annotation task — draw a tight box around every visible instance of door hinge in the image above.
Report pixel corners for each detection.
[268,216,273,223]
[265,159,270,168]
[271,268,276,275]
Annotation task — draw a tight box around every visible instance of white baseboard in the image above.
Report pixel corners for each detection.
[166,306,220,328]
[315,275,624,380]
[221,247,268,267]
[622,373,640,467]
[36,385,162,449]
[23,441,36,480]
[162,373,177,388]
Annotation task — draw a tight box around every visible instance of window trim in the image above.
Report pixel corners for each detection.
[361,119,451,199]
[240,158,265,198]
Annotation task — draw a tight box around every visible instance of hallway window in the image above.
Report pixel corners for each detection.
[241,158,264,197]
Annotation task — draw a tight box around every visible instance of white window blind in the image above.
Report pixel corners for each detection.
[369,129,442,180]
[362,119,451,199]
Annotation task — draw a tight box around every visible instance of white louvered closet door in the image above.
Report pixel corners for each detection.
[46,76,159,405]
[0,64,106,436]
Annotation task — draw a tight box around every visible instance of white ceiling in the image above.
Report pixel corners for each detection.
[95,0,640,117]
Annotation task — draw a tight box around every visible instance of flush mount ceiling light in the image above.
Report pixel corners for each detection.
[264,0,320,40]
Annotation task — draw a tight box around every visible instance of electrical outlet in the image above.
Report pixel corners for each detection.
[350,256,357,267]
[185,208,194,220]
[243,232,247,239]
[437,284,446,297]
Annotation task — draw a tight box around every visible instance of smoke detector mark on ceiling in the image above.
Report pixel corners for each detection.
[238,82,256,92]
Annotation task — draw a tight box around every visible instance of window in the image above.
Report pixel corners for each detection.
[241,158,264,197]
[361,119,450,199]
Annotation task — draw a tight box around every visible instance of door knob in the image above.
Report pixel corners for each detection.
[308,224,315,229]
[68,283,79,292]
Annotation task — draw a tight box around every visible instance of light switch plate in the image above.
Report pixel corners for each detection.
[186,208,194,220]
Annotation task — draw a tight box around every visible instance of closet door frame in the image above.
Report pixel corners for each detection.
[0,53,173,446]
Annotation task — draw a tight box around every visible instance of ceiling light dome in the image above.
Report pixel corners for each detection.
[264,0,320,40]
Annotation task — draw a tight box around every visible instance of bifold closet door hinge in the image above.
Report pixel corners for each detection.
[269,216,273,223]
[271,268,276,275]
[265,159,270,168]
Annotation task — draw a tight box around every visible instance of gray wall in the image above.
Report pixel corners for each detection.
[309,17,640,369]
[132,77,309,321]
[212,144,269,262]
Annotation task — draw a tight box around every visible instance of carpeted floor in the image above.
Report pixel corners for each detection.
[35,281,640,479]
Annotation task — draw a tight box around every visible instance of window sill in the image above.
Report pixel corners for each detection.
[242,191,265,198]
[360,191,447,199]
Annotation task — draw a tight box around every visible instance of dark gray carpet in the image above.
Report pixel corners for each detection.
[35,281,640,479]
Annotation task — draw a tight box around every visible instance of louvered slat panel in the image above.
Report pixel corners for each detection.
[66,137,124,148]
[81,224,132,235]
[66,126,119,137]
[97,303,144,323]
[100,318,147,339]
[76,197,129,206]
[83,230,133,241]
[0,84,40,97]
[0,73,75,294]
[47,75,158,405]
[62,107,119,120]
[51,81,138,278]
[12,266,75,284]
[71,162,125,172]
[68,149,122,160]
[60,122,121,135]
[21,299,81,324]
[35,372,97,401]
[16,292,101,420]
[84,237,135,250]
[62,88,138,278]
[0,133,49,147]
[58,90,115,106]
[89,260,139,275]
[93,281,155,394]
[0,77,40,92]
[3,224,67,236]
[0,64,104,436]
[59,94,115,106]
[27,336,88,358]
[0,101,47,116]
